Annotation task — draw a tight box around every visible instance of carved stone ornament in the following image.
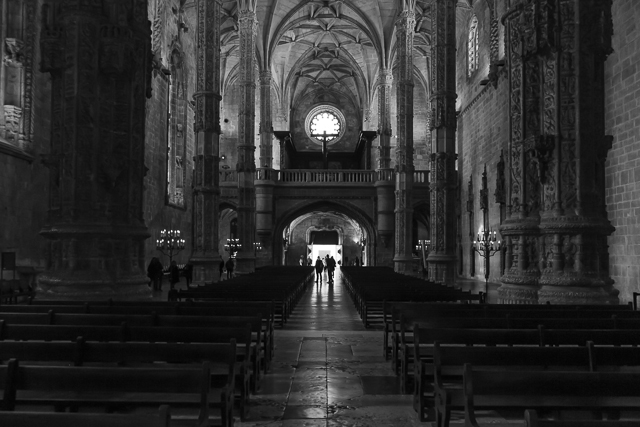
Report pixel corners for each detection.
[4,38,25,67]
[4,105,22,140]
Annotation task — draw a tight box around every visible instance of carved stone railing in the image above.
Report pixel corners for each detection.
[220,168,430,186]
[414,170,430,185]
[277,169,376,184]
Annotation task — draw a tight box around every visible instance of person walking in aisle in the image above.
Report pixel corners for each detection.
[328,256,336,283]
[314,256,324,284]
[219,256,225,282]
[169,260,180,290]
[225,257,234,279]
[147,257,163,291]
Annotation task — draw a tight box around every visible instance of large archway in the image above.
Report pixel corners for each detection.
[273,201,376,267]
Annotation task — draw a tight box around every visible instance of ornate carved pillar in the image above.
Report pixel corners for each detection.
[393,7,415,275]
[499,0,617,304]
[427,0,457,284]
[375,69,394,253]
[37,0,152,300]
[191,0,222,283]
[235,0,258,274]
[256,70,274,267]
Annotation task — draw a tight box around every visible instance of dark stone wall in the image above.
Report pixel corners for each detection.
[0,0,50,274]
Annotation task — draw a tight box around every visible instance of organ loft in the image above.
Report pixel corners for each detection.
[2,1,640,426]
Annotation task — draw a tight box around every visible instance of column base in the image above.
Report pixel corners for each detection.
[497,283,620,305]
[538,285,619,305]
[36,272,151,301]
[234,252,256,275]
[394,255,415,275]
[190,251,222,284]
[496,283,540,304]
[427,253,456,285]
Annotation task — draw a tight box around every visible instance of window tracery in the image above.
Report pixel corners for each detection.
[468,15,479,77]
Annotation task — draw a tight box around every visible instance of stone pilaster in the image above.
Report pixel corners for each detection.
[256,70,275,267]
[427,0,457,284]
[393,7,415,275]
[235,3,258,274]
[191,0,222,283]
[377,69,393,170]
[499,0,618,304]
[375,69,394,252]
[37,0,152,300]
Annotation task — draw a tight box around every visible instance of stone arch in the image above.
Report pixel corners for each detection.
[272,200,376,266]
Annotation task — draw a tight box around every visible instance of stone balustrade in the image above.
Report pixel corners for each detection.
[220,169,430,186]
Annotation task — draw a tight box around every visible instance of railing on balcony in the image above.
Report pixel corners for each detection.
[278,169,375,184]
[220,168,430,185]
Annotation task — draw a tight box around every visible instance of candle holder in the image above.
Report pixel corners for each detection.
[254,241,263,252]
[474,164,502,295]
[156,229,185,265]
[225,238,242,258]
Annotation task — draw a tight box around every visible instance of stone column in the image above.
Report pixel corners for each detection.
[427,0,457,284]
[256,70,275,267]
[393,8,415,275]
[191,0,222,283]
[235,1,258,274]
[375,69,394,252]
[499,0,617,304]
[37,0,152,300]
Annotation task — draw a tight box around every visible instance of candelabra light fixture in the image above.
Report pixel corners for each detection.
[474,164,502,295]
[254,241,263,252]
[225,238,242,258]
[156,229,186,264]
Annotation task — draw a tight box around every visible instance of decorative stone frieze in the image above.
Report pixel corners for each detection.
[499,0,617,304]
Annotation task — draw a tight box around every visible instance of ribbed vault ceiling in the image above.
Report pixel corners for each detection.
[216,0,453,117]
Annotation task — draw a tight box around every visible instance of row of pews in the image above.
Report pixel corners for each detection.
[340,268,640,426]
[0,267,313,426]
[340,267,484,328]
[388,302,640,426]
[170,266,314,327]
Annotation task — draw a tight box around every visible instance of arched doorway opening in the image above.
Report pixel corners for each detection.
[275,201,375,268]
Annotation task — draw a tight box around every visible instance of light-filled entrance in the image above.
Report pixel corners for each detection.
[309,244,342,266]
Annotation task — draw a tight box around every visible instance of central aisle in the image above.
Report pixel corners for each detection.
[237,268,424,426]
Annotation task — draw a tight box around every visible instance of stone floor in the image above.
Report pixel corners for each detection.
[236,270,423,427]
[153,268,496,426]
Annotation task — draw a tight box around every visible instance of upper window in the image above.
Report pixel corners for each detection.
[305,105,346,145]
[468,15,479,77]
[310,111,341,141]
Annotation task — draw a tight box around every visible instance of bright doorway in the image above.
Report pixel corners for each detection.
[310,244,342,265]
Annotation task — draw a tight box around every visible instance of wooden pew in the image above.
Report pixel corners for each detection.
[463,364,640,427]
[428,343,592,425]
[0,339,251,419]
[525,410,640,427]
[0,321,260,397]
[400,325,543,394]
[383,302,638,361]
[0,311,272,375]
[0,406,171,427]
[4,359,234,427]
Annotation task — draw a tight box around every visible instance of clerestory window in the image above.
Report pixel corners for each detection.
[468,15,479,77]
